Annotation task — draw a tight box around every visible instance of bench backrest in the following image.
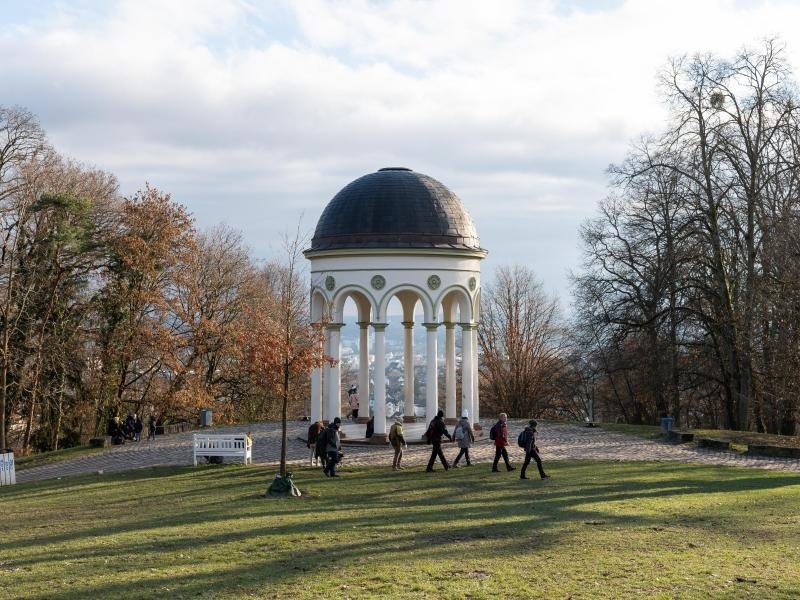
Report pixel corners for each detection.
[193,434,250,450]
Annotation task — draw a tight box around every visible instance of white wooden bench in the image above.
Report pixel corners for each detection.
[193,434,252,466]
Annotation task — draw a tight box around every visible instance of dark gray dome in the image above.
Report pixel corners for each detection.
[310,168,481,251]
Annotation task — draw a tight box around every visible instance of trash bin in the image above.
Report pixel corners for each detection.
[660,416,674,433]
[0,450,15,486]
[200,409,213,428]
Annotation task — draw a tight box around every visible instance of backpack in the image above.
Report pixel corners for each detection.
[517,429,528,448]
[424,421,435,444]
[489,421,501,441]
[454,423,464,441]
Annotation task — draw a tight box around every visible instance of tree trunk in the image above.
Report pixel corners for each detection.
[280,356,289,477]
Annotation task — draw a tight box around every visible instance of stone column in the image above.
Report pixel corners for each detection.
[460,323,474,426]
[322,330,331,422]
[371,323,388,441]
[423,323,439,422]
[402,321,416,422]
[327,323,344,423]
[310,323,323,423]
[472,325,480,426]
[444,323,457,424]
[357,321,370,423]
[310,367,322,423]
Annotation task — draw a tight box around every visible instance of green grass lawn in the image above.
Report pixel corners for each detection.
[13,444,104,471]
[595,422,800,455]
[2,461,799,599]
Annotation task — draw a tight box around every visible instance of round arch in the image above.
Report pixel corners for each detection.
[377,284,434,322]
[310,288,329,322]
[436,285,474,323]
[331,285,376,323]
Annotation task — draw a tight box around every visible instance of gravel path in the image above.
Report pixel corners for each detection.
[14,420,800,484]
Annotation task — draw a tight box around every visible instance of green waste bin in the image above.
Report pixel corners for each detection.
[200,409,213,428]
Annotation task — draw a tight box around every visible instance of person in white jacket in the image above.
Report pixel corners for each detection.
[451,410,475,468]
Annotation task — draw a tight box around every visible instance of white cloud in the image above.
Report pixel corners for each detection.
[1,0,799,300]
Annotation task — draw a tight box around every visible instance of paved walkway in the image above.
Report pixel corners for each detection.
[14,420,800,484]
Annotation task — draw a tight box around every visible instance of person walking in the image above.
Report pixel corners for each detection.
[148,415,157,441]
[520,420,550,480]
[133,414,143,442]
[323,417,343,477]
[347,386,359,420]
[107,416,124,445]
[491,412,515,472]
[389,419,407,470]
[425,410,452,472]
[451,409,475,468]
[123,413,135,440]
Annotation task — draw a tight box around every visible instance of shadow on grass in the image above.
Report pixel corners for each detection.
[4,461,800,599]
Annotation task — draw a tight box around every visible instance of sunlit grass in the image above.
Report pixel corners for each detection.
[13,444,103,471]
[2,461,799,599]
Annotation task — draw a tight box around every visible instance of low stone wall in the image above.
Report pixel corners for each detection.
[698,438,731,451]
[748,445,800,459]
[667,430,694,443]
[156,422,191,435]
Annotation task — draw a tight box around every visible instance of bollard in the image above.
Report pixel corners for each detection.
[0,450,15,486]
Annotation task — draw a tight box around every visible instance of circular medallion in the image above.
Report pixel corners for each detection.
[468,276,477,291]
[427,274,441,290]
[370,275,386,290]
[325,275,336,291]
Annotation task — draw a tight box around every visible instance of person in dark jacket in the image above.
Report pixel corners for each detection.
[123,413,135,439]
[426,410,452,472]
[107,416,125,445]
[365,416,374,438]
[133,414,143,442]
[491,412,515,472]
[148,415,157,441]
[520,419,549,480]
[323,417,343,477]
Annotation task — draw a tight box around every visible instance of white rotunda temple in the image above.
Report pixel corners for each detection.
[304,167,486,441]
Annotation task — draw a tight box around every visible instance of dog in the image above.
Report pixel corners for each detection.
[307,421,326,466]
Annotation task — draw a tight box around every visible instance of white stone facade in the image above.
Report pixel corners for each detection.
[306,247,485,439]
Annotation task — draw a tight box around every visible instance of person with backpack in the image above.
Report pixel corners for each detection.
[451,409,475,468]
[389,419,407,470]
[425,410,452,472]
[323,417,343,477]
[490,412,515,472]
[519,419,550,480]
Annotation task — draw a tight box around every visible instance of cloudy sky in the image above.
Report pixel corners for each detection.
[2,0,799,304]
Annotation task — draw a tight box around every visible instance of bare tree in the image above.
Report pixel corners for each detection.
[479,265,565,418]
[573,39,800,433]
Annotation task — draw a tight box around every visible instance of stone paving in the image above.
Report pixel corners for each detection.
[14,419,800,484]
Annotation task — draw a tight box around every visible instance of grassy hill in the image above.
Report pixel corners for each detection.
[2,461,799,599]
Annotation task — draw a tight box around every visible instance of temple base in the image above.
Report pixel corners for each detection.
[444,418,458,425]
[356,417,370,424]
[369,433,388,444]
[403,416,417,423]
